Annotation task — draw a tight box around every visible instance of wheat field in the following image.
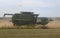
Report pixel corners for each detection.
[0,19,60,38]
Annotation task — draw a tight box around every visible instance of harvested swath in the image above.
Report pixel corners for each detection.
[46,21,60,28]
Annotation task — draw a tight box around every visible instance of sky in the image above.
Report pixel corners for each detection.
[0,0,60,17]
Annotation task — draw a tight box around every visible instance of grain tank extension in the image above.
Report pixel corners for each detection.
[12,12,39,26]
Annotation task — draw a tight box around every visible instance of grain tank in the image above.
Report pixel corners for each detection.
[12,12,39,26]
